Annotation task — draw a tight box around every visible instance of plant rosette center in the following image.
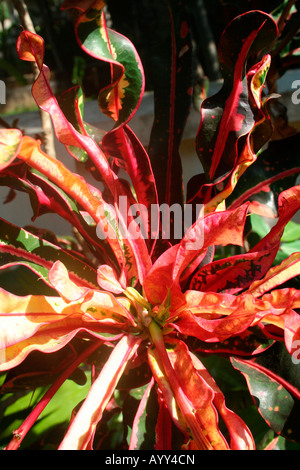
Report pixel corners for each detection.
[124,286,171,332]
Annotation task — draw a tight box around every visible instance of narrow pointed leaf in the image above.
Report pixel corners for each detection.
[228,133,300,217]
[58,335,141,450]
[57,86,107,162]
[249,252,300,297]
[0,283,132,372]
[128,379,158,450]
[172,290,256,343]
[102,125,159,248]
[148,337,229,449]
[0,163,117,268]
[190,352,255,450]
[17,136,147,284]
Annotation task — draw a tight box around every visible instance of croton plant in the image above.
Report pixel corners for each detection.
[0,0,300,451]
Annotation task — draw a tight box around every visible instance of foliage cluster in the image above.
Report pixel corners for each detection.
[0,0,300,450]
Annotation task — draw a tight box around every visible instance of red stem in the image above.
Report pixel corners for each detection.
[148,321,214,450]
[4,339,103,450]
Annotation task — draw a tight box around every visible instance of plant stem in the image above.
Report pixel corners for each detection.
[277,0,297,34]
[148,320,214,450]
[4,338,103,450]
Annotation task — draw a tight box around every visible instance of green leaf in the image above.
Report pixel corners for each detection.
[0,370,92,449]
[276,241,300,264]
[62,1,144,127]
[58,86,107,162]
[281,221,300,243]
[0,218,98,289]
[231,346,300,442]
[250,213,270,238]
[125,380,159,450]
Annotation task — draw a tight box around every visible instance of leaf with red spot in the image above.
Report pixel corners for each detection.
[189,250,272,294]
[189,186,300,294]
[187,326,274,357]
[231,345,300,443]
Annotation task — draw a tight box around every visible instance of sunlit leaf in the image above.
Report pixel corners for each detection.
[0,129,23,170]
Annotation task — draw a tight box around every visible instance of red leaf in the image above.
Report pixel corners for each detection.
[154,391,173,450]
[58,335,141,450]
[143,204,249,306]
[102,125,159,249]
[172,290,256,342]
[190,352,255,449]
[16,30,117,195]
